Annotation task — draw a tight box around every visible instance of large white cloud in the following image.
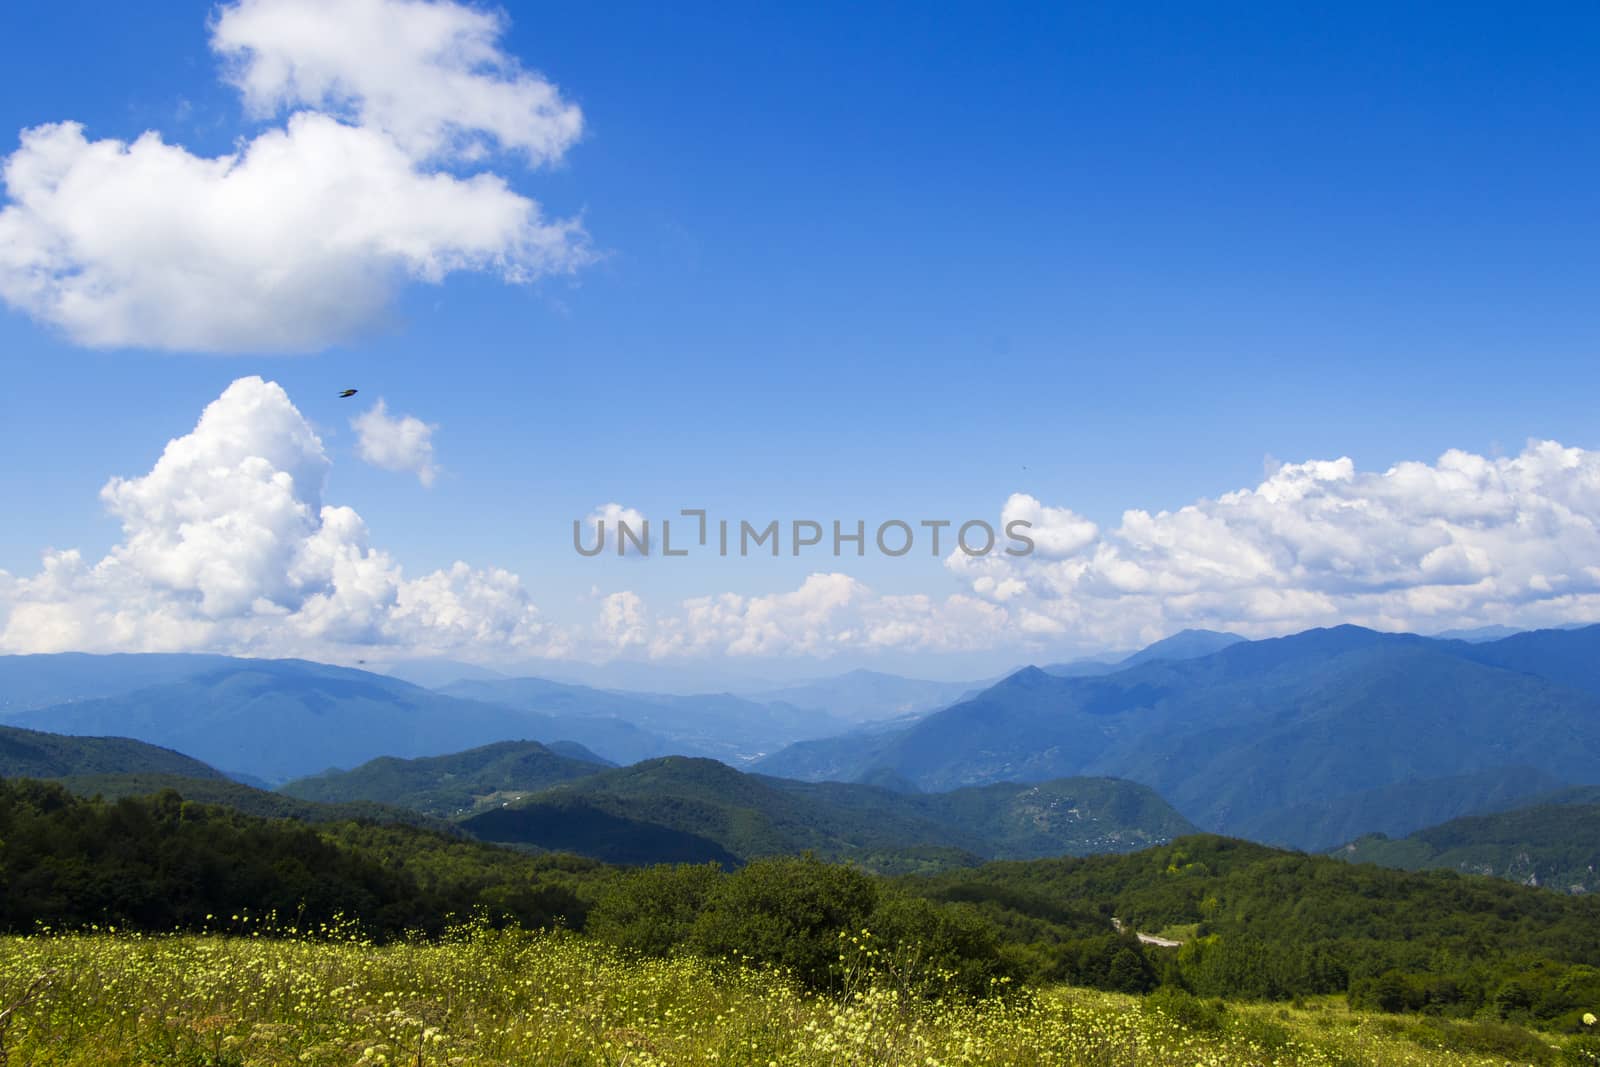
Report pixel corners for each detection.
[0,0,588,353]
[0,377,559,658]
[352,399,438,486]
[951,444,1600,648]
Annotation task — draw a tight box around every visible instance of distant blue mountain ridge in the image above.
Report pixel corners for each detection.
[5,622,1599,852]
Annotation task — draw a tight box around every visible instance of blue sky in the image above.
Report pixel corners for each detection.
[2,1,1599,679]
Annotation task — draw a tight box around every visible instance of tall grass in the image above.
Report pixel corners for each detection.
[0,926,1584,1066]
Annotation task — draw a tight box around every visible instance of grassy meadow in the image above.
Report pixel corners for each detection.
[3,926,1597,1067]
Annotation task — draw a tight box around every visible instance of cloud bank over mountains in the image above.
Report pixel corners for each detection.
[953,444,1600,648]
[0,378,1595,665]
[0,0,588,353]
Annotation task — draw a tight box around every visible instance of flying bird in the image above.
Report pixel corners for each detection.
[339,389,358,398]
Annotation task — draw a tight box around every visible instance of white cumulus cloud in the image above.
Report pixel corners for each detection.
[352,399,438,485]
[999,493,1098,559]
[0,377,560,659]
[0,0,589,353]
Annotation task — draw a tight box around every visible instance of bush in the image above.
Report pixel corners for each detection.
[583,857,1012,998]
[689,855,880,989]
[586,863,721,955]
[1145,986,1229,1033]
[861,892,1014,998]
[1231,1013,1292,1051]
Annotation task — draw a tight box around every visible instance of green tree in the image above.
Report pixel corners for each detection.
[587,863,721,955]
[690,855,879,989]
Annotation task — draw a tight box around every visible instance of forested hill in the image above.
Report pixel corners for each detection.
[0,724,227,780]
[459,756,1195,870]
[279,740,607,816]
[1336,789,1600,894]
[45,772,456,831]
[904,834,1600,1025]
[0,777,600,937]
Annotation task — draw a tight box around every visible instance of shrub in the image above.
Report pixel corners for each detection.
[689,855,880,988]
[586,863,721,955]
[861,892,1014,999]
[1145,986,1229,1033]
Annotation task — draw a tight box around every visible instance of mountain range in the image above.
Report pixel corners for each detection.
[434,677,851,763]
[0,655,948,780]
[1042,628,1245,677]
[0,652,240,714]
[275,741,1194,869]
[755,624,1600,849]
[0,721,1194,873]
[736,669,987,723]
[7,623,1600,856]
[0,658,671,782]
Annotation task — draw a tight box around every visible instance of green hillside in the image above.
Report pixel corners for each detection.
[459,755,1195,870]
[773,773,1195,859]
[0,723,227,780]
[905,833,1600,1025]
[48,772,454,831]
[1337,793,1600,893]
[0,777,606,937]
[279,740,606,816]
